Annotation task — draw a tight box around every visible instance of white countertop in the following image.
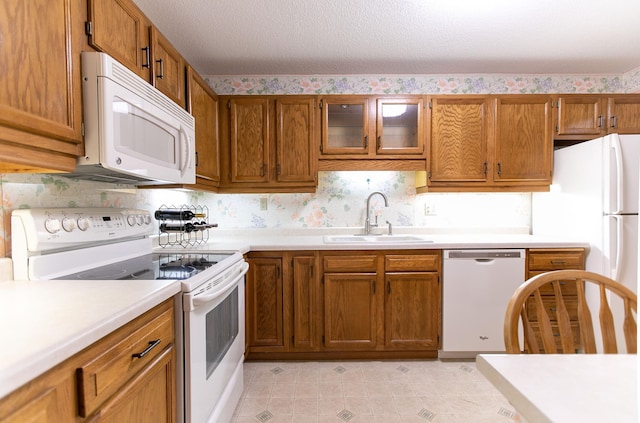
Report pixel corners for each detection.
[0,279,180,400]
[0,229,588,401]
[476,354,638,423]
[156,228,590,252]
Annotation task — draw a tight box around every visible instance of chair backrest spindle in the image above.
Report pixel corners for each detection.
[504,270,637,354]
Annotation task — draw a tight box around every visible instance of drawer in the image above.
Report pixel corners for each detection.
[323,254,377,272]
[527,249,585,270]
[77,300,174,417]
[527,322,582,353]
[526,272,580,296]
[525,296,578,321]
[385,253,439,272]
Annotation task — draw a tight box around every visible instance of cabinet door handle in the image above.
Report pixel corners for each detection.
[377,135,381,149]
[597,115,604,128]
[550,260,567,265]
[141,46,150,69]
[364,135,368,148]
[611,115,617,128]
[497,162,502,176]
[156,59,164,79]
[132,339,161,359]
[483,162,488,176]
[195,151,199,167]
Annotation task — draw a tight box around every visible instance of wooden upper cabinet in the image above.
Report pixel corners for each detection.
[494,95,553,185]
[220,96,318,192]
[376,97,424,155]
[0,0,84,173]
[188,67,220,187]
[276,97,317,183]
[228,97,271,184]
[87,0,152,81]
[319,95,426,160]
[87,0,186,108]
[555,95,606,138]
[150,26,186,108]
[607,95,640,134]
[554,94,640,143]
[428,96,491,184]
[321,96,370,155]
[419,95,552,192]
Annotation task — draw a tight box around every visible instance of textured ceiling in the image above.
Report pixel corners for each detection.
[132,0,640,76]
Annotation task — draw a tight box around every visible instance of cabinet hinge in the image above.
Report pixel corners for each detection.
[427,171,432,179]
[319,143,323,153]
[227,100,231,109]
[81,122,85,137]
[428,101,433,109]
[319,100,323,109]
[314,99,318,109]
[85,21,93,36]
[555,124,559,132]
[551,100,556,108]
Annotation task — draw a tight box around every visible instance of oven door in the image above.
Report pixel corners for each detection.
[182,260,248,423]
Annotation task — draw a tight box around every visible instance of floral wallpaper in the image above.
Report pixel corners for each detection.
[206,66,640,95]
[1,67,639,260]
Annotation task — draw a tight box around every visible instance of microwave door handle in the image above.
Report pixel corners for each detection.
[179,125,192,177]
[191,262,249,307]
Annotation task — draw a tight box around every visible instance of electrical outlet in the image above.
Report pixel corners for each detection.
[424,204,437,216]
[259,197,268,211]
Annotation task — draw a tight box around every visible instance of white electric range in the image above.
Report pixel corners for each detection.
[11,207,247,423]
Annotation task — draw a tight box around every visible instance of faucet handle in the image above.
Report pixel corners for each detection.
[386,220,393,235]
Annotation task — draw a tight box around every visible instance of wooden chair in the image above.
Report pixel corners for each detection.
[504,270,637,354]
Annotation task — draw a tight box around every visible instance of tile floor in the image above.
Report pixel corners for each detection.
[232,360,516,422]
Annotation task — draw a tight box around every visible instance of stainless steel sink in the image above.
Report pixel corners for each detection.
[323,234,433,244]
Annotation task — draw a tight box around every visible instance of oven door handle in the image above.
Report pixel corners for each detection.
[191,261,249,307]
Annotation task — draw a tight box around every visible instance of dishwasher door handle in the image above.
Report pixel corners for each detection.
[474,258,495,263]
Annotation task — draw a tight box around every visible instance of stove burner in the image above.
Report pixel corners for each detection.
[159,256,218,271]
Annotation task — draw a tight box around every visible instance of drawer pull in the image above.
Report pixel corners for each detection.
[132,339,161,359]
[550,260,567,265]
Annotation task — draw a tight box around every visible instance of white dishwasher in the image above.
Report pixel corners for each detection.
[440,249,525,359]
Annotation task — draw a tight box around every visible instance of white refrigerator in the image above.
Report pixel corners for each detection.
[532,133,640,350]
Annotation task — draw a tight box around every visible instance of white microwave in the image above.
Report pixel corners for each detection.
[71,51,195,185]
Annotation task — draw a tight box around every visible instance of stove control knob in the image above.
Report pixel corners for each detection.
[127,215,137,226]
[143,215,152,225]
[44,218,61,234]
[61,217,76,232]
[77,217,91,231]
[136,215,144,225]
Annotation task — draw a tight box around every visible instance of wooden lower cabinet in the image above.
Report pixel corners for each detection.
[245,249,441,359]
[385,272,440,350]
[324,273,378,350]
[525,248,586,352]
[0,299,176,423]
[245,251,320,355]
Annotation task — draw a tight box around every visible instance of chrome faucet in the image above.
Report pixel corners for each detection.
[364,191,389,235]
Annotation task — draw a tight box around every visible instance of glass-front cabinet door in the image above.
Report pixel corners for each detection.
[376,97,424,155]
[321,96,370,155]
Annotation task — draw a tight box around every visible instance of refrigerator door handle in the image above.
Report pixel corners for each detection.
[610,136,624,214]
[608,215,623,281]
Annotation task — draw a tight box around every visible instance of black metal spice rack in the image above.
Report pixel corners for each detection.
[155,204,212,248]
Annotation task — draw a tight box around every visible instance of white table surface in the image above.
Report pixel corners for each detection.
[476,354,638,423]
